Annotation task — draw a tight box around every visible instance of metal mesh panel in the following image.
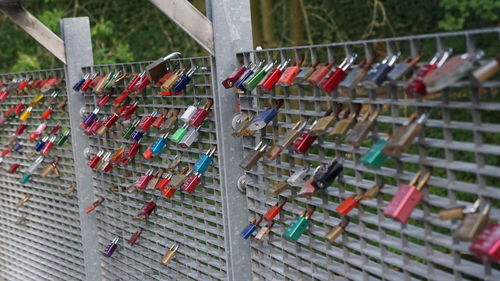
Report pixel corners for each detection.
[0,69,85,281]
[237,28,500,281]
[81,56,226,281]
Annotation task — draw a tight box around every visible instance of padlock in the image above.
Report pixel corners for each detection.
[149,133,168,154]
[283,206,316,242]
[94,152,110,171]
[173,66,199,93]
[320,54,357,93]
[258,59,291,92]
[293,63,318,84]
[469,224,500,262]
[362,53,400,89]
[309,107,343,136]
[96,94,111,107]
[40,107,53,120]
[438,199,481,220]
[133,201,157,220]
[130,129,145,142]
[96,113,119,136]
[123,142,141,161]
[188,99,213,127]
[361,137,389,169]
[234,62,264,91]
[287,167,310,187]
[278,57,304,86]
[255,222,274,241]
[152,111,167,129]
[8,163,20,174]
[168,169,191,189]
[41,135,57,156]
[307,63,334,85]
[40,157,60,177]
[161,69,184,93]
[15,194,31,208]
[362,184,383,200]
[231,114,254,137]
[120,101,139,119]
[243,61,276,91]
[0,90,8,101]
[43,90,60,107]
[193,146,216,174]
[297,177,319,198]
[85,198,105,214]
[84,117,102,136]
[180,103,199,123]
[384,171,431,223]
[345,109,380,146]
[263,198,287,221]
[80,108,100,130]
[292,129,317,154]
[382,111,429,156]
[325,217,350,243]
[27,155,45,174]
[329,109,360,138]
[127,71,146,91]
[241,217,262,239]
[405,49,452,97]
[128,229,143,246]
[386,55,421,81]
[424,50,484,93]
[29,93,45,107]
[123,119,140,139]
[454,202,491,241]
[55,129,70,146]
[177,127,200,149]
[29,123,47,141]
[103,237,119,257]
[12,142,23,153]
[222,62,252,88]
[156,174,173,190]
[14,102,25,115]
[170,124,190,143]
[15,123,27,135]
[19,106,32,122]
[80,72,99,92]
[181,172,202,193]
[161,244,179,264]
[73,74,89,91]
[248,100,283,131]
[137,111,158,132]
[16,214,27,225]
[19,173,32,184]
[311,160,343,190]
[240,141,268,171]
[162,186,177,198]
[88,150,104,169]
[94,72,111,94]
[135,169,155,190]
[266,121,306,160]
[267,180,291,197]
[64,183,77,196]
[162,109,180,131]
[473,57,500,82]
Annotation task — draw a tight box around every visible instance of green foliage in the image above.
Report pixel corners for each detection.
[10,53,41,72]
[438,0,500,30]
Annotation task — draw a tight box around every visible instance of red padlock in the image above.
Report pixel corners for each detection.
[128,229,143,246]
[40,107,53,120]
[307,63,334,85]
[292,130,317,154]
[127,71,145,91]
[85,198,105,214]
[8,163,20,174]
[135,169,154,190]
[134,201,157,220]
[137,112,158,131]
[336,194,361,216]
[85,118,104,136]
[88,150,104,169]
[277,59,303,87]
[125,142,141,159]
[181,172,202,193]
[152,113,166,128]
[259,59,291,92]
[0,90,9,100]
[263,198,287,221]
[16,124,27,135]
[120,101,139,119]
[222,63,250,89]
[156,174,173,190]
[188,99,213,127]
[17,80,29,90]
[14,103,25,115]
[470,224,500,262]
[162,187,177,198]
[142,145,154,160]
[50,125,62,135]
[97,94,111,107]
[112,89,130,105]
[320,55,357,93]
[405,49,451,97]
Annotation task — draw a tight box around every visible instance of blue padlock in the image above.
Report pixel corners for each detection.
[131,130,145,142]
[173,66,199,92]
[235,61,264,91]
[248,109,278,131]
[151,133,169,155]
[72,74,88,91]
[193,146,217,174]
[12,143,23,153]
[34,136,49,152]
[240,217,262,239]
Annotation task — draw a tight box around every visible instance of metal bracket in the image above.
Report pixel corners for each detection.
[149,0,214,55]
[0,3,66,64]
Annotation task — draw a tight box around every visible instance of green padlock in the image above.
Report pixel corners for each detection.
[243,61,276,91]
[283,206,316,242]
[123,119,140,139]
[20,173,32,184]
[170,124,189,143]
[361,138,388,169]
[56,129,70,146]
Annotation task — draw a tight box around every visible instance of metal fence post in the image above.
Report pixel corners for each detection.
[60,17,101,281]
[206,0,254,280]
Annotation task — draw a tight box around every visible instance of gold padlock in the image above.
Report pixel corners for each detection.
[40,157,60,177]
[329,106,361,138]
[362,184,383,200]
[16,194,32,209]
[161,69,184,91]
[267,180,290,197]
[161,244,179,265]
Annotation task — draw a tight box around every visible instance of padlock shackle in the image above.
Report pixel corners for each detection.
[305,205,316,219]
[369,108,381,122]
[340,53,358,71]
[436,48,453,67]
[416,109,432,124]
[169,243,179,252]
[416,171,431,191]
[278,59,292,71]
[203,99,214,110]
[387,52,401,67]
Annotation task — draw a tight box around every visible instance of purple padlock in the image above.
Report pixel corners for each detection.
[103,237,119,257]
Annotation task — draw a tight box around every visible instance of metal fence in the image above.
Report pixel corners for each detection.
[236,28,500,281]
[0,28,499,281]
[0,69,85,281]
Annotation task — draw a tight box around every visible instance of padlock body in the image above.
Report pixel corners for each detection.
[20,173,32,184]
[311,162,343,190]
[169,174,188,189]
[137,201,157,219]
[173,75,191,92]
[180,105,198,123]
[181,174,202,193]
[336,196,358,216]
[193,154,213,174]
[362,63,392,89]
[384,184,422,223]
[382,123,422,156]
[255,225,271,241]
[267,181,290,197]
[266,145,283,161]
[188,109,208,127]
[128,229,143,246]
[387,62,412,81]
[161,250,176,264]
[283,217,310,242]
[162,187,177,198]
[244,68,268,91]
[260,68,283,91]
[330,118,354,137]
[325,226,344,243]
[222,66,247,88]
[240,223,258,239]
[424,53,478,93]
[307,66,330,85]
[240,150,264,171]
[178,128,199,148]
[151,137,167,154]
[235,69,255,91]
[469,224,500,262]
[405,64,437,97]
[361,139,387,169]
[345,121,374,146]
[321,68,347,93]
[292,132,317,154]
[438,206,465,220]
[453,213,489,241]
[170,128,188,142]
[263,206,282,221]
[278,66,300,86]
[293,66,315,83]
[248,109,277,131]
[297,177,317,198]
[473,59,499,82]
[310,116,335,136]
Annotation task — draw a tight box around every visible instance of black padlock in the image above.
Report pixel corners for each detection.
[311,160,343,190]
[362,53,400,89]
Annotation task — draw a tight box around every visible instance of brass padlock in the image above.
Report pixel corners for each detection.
[362,184,383,200]
[439,199,480,220]
[161,244,179,265]
[162,109,180,131]
[267,180,291,197]
[240,141,268,171]
[40,157,60,177]
[169,168,191,189]
[161,69,184,91]
[16,194,32,208]
[309,108,343,136]
[329,107,360,138]
[454,202,491,241]
[255,222,274,241]
[232,114,255,137]
[325,217,349,243]
[345,109,380,146]
[382,111,430,156]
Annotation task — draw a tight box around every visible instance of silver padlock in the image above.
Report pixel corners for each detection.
[177,127,200,149]
[179,104,199,123]
[287,167,310,187]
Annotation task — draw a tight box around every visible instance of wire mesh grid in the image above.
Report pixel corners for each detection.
[81,56,226,281]
[236,28,500,281]
[0,69,85,281]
